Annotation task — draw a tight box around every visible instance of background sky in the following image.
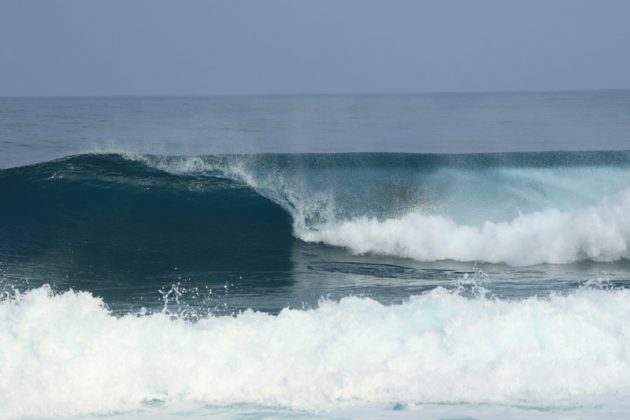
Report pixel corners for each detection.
[1,0,629,96]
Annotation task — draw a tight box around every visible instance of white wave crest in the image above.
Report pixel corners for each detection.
[299,188,630,266]
[3,286,630,417]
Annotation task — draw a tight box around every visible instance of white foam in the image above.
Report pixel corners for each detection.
[3,286,630,418]
[299,188,630,266]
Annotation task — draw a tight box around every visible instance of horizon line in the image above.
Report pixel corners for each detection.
[1,87,629,99]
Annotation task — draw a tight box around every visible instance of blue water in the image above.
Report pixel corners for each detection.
[2,91,630,419]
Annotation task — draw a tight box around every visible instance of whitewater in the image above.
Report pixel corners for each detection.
[3,285,630,418]
[300,189,630,266]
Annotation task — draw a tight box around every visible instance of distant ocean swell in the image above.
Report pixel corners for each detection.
[3,151,629,267]
[2,285,630,417]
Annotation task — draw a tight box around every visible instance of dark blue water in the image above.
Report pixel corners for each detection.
[2,91,630,419]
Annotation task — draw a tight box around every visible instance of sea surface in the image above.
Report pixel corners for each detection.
[1,91,630,419]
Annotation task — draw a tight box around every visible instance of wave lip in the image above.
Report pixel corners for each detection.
[2,286,630,417]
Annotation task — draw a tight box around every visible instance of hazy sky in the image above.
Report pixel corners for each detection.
[1,0,629,96]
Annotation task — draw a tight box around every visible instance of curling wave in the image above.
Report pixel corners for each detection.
[2,151,630,268]
[0,154,294,279]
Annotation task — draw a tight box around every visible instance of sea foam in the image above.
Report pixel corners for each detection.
[2,286,630,417]
[299,188,630,266]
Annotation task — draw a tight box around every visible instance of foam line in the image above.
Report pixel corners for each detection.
[3,286,630,417]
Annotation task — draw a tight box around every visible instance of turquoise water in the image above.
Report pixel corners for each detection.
[1,91,630,419]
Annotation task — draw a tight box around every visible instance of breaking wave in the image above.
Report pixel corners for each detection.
[2,151,630,267]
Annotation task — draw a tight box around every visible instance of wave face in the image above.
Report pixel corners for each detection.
[0,154,294,300]
[2,151,630,270]
[2,285,630,418]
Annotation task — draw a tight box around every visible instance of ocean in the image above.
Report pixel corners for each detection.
[1,91,630,419]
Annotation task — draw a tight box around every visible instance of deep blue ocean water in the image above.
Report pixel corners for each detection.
[1,91,630,419]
